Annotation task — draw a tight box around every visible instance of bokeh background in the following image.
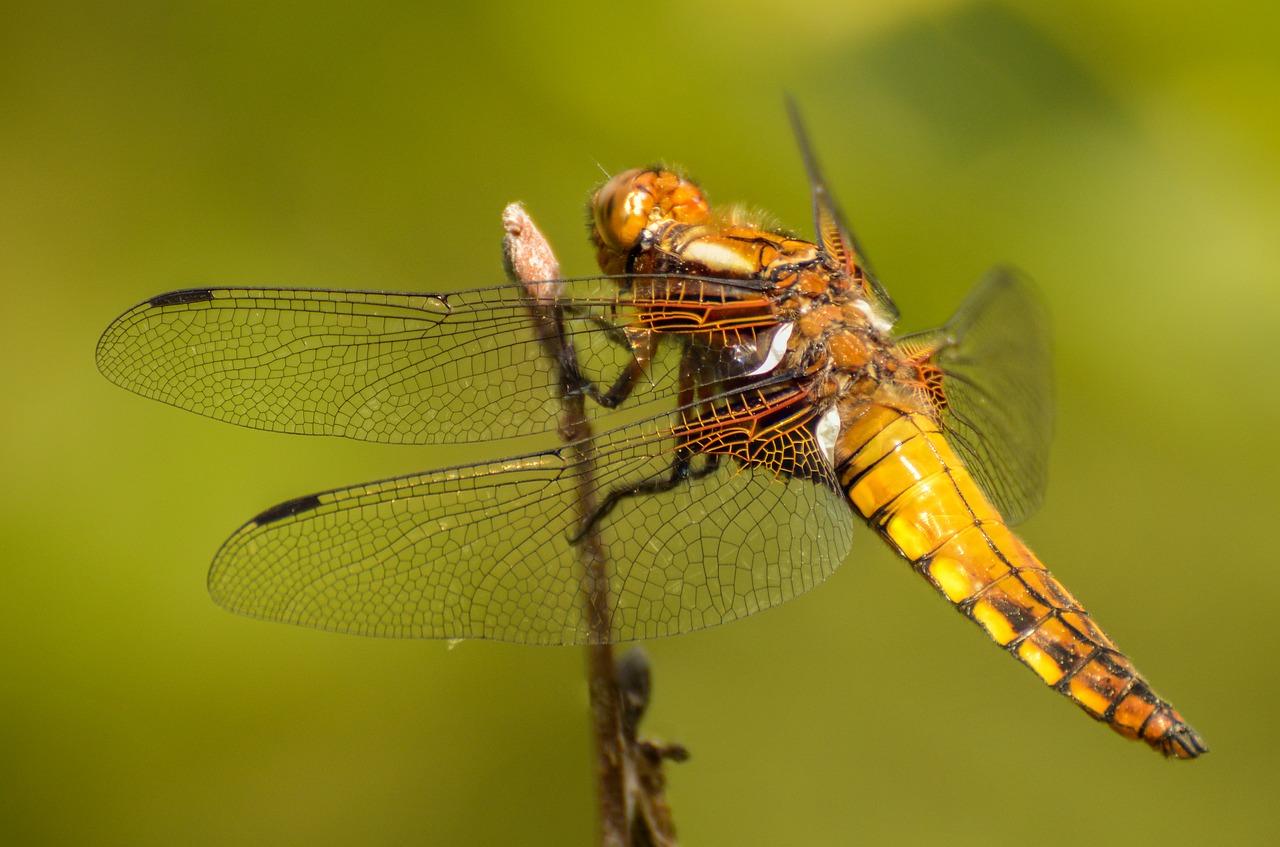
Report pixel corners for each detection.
[3,1,1277,844]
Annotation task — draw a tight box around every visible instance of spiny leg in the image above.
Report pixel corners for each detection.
[572,342,723,541]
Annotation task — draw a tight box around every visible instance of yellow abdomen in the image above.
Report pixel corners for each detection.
[836,403,1206,758]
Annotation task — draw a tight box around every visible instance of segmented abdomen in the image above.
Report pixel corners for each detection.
[836,403,1206,758]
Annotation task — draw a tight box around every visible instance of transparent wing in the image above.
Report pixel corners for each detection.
[96,277,782,445]
[893,268,1053,524]
[786,97,899,327]
[207,393,855,644]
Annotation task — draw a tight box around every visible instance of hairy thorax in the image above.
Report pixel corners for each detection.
[590,166,931,470]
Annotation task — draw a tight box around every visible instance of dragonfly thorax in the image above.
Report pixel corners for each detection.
[591,167,902,410]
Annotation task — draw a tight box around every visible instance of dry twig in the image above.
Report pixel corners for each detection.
[502,204,683,847]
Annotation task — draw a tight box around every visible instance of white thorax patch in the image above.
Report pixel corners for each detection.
[854,299,895,335]
[815,405,841,467]
[681,239,759,276]
[748,322,794,376]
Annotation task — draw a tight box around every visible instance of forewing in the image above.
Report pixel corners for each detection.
[894,268,1053,524]
[786,97,898,327]
[207,402,854,644]
[96,279,776,445]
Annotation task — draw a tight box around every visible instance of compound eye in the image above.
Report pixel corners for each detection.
[592,168,656,252]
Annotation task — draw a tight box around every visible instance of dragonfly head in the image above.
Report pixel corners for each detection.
[591,168,711,254]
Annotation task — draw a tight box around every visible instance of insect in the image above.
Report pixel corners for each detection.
[97,105,1205,758]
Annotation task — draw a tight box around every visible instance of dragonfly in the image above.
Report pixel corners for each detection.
[96,104,1206,759]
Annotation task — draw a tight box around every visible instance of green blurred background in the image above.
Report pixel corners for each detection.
[3,1,1277,844]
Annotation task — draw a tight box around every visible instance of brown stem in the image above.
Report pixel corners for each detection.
[502,204,627,846]
[501,204,682,847]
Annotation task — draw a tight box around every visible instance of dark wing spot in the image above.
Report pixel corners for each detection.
[252,494,323,526]
[148,289,215,308]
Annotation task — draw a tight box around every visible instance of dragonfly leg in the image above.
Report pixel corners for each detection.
[561,314,664,410]
[534,310,649,413]
[593,355,648,408]
[570,337,725,541]
[572,450,722,543]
